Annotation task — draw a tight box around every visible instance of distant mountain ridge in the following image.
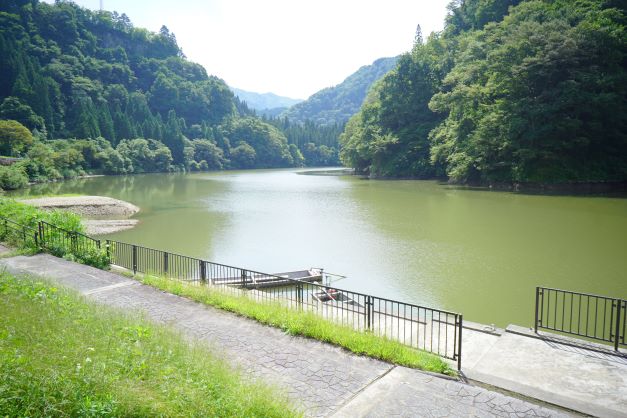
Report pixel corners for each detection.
[231,88,303,112]
[281,57,399,126]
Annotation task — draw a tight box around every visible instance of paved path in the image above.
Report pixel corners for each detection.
[465,325,627,418]
[0,252,574,417]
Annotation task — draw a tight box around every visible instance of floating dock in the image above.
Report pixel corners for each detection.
[212,268,323,288]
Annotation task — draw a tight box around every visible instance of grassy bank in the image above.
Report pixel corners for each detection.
[0,273,298,417]
[140,275,454,375]
[0,198,108,268]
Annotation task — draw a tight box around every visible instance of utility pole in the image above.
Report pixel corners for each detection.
[99,0,103,11]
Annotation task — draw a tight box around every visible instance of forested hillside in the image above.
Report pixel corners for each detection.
[340,0,627,184]
[0,0,336,190]
[282,57,398,126]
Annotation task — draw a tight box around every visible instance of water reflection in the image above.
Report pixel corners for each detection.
[8,170,627,327]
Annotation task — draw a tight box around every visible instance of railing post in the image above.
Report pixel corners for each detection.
[615,299,622,351]
[200,260,207,283]
[96,239,101,249]
[366,296,372,330]
[132,244,137,274]
[458,314,463,371]
[241,269,247,287]
[71,232,77,253]
[38,221,43,247]
[105,240,111,260]
[164,252,168,274]
[296,284,303,310]
[535,286,540,333]
[34,232,38,248]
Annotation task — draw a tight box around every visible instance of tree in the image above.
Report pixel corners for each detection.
[192,139,225,169]
[230,142,256,169]
[0,97,45,131]
[0,119,33,156]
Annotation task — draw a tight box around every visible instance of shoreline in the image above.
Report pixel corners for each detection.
[19,195,140,235]
[356,173,627,195]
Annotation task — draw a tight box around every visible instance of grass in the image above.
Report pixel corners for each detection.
[139,275,455,376]
[0,273,299,417]
[0,197,83,232]
[0,198,109,269]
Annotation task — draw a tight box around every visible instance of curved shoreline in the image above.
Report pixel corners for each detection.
[19,196,140,235]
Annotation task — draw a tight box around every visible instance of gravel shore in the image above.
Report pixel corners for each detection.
[21,196,139,218]
[20,196,140,235]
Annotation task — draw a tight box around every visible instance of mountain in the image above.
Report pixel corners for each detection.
[231,88,302,112]
[0,0,317,189]
[281,57,398,126]
[340,0,627,184]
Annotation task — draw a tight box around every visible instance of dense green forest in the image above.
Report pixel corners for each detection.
[282,57,399,126]
[0,0,339,190]
[340,0,627,184]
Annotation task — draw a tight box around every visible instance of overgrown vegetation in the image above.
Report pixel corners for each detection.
[340,0,627,184]
[139,274,454,375]
[0,273,297,417]
[0,198,108,268]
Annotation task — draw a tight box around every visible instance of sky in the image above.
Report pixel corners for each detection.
[43,0,451,99]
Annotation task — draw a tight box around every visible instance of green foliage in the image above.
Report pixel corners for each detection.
[0,119,33,156]
[0,0,309,178]
[0,163,28,190]
[0,198,110,270]
[266,117,343,167]
[283,57,399,126]
[141,275,454,375]
[0,274,297,417]
[341,0,627,184]
[222,117,293,168]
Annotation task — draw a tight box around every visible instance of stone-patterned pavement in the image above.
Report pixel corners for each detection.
[0,253,576,417]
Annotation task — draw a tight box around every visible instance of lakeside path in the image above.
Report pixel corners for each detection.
[0,250,575,418]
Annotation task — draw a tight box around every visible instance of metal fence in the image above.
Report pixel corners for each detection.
[0,216,38,247]
[535,286,626,350]
[0,213,464,369]
[38,220,102,255]
[106,239,463,369]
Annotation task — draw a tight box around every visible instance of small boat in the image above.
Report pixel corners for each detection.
[312,287,364,307]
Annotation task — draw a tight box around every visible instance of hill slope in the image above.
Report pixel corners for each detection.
[340,0,627,184]
[0,0,319,181]
[231,88,302,112]
[282,57,398,126]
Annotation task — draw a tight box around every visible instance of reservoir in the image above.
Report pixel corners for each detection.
[12,169,627,327]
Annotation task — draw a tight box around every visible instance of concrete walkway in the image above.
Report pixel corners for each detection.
[463,325,627,418]
[0,251,573,418]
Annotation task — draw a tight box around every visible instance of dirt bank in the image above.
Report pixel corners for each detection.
[20,196,139,218]
[20,196,140,235]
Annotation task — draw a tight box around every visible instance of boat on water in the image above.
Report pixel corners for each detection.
[312,287,364,307]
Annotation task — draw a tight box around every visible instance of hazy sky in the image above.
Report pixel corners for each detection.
[43,0,451,99]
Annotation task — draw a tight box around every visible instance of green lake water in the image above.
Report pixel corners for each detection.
[11,169,627,327]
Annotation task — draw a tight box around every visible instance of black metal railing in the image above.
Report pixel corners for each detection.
[535,286,626,350]
[38,220,101,255]
[106,238,463,369]
[0,216,39,248]
[0,212,464,369]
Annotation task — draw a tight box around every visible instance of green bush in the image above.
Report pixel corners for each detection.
[0,198,109,269]
[0,164,29,190]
